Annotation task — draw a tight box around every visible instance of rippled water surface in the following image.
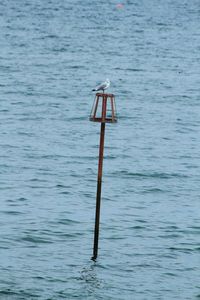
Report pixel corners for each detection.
[0,0,200,299]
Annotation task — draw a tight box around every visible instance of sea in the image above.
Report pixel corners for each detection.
[0,0,200,299]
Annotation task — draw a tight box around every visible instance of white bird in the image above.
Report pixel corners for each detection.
[92,79,110,92]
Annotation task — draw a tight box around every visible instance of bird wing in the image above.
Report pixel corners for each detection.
[96,81,107,90]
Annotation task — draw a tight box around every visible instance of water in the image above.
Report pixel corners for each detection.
[0,0,200,299]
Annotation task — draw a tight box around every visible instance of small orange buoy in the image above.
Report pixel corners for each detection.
[116,3,124,9]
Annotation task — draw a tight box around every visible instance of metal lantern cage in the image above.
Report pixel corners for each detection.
[89,93,117,123]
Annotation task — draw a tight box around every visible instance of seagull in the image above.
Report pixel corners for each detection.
[92,79,110,92]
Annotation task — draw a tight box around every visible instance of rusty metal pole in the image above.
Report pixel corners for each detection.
[91,96,107,261]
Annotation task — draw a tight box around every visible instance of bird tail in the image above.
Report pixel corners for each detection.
[92,89,96,91]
